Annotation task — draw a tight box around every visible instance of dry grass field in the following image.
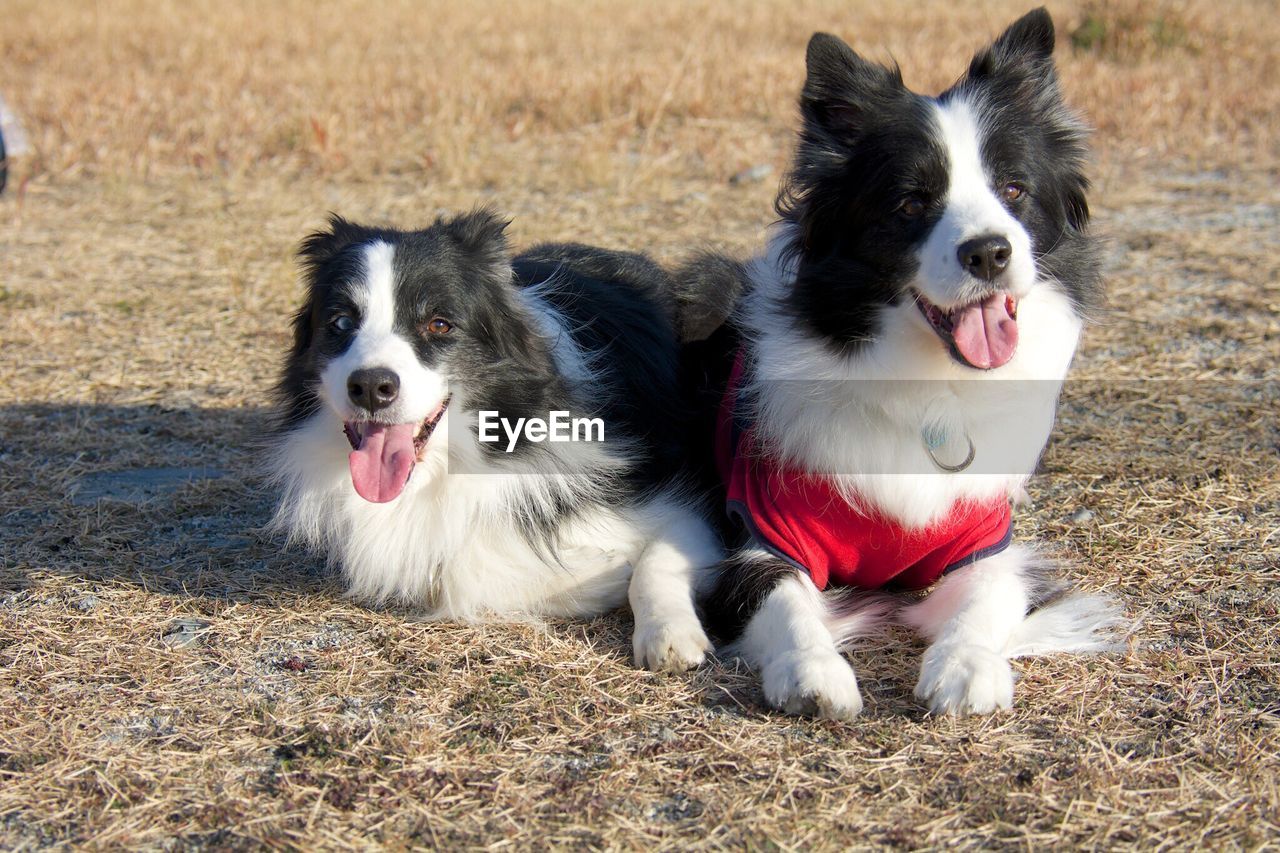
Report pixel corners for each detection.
[1,0,1277,848]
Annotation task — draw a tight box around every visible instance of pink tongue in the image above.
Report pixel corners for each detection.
[949,293,1019,369]
[348,423,417,503]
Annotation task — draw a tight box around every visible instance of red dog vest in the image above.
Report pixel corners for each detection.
[716,355,1012,591]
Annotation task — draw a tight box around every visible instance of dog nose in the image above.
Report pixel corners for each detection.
[347,368,400,413]
[957,235,1012,280]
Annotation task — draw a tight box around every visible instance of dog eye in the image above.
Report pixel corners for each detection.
[330,314,354,333]
[897,196,926,218]
[1002,182,1026,202]
[423,316,453,336]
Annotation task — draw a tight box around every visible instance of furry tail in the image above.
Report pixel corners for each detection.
[672,251,747,343]
[1005,591,1129,658]
[824,589,898,649]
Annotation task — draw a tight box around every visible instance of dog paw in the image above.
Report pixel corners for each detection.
[761,648,863,720]
[633,616,712,673]
[915,642,1014,715]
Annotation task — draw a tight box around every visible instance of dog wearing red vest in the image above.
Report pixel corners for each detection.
[681,9,1124,717]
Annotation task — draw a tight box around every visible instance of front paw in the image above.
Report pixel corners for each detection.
[633,615,712,673]
[915,642,1014,715]
[761,648,863,720]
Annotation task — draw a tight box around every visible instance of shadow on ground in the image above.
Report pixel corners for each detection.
[0,402,334,603]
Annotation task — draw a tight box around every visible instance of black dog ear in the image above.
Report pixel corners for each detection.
[993,7,1056,63]
[440,209,533,362]
[963,8,1069,123]
[969,8,1057,81]
[801,32,903,137]
[298,213,373,275]
[440,208,512,270]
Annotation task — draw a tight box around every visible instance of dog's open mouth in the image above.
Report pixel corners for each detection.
[915,291,1019,370]
[342,396,450,504]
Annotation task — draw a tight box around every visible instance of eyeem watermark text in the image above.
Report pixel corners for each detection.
[477,411,604,453]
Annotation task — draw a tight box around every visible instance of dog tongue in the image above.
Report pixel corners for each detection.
[950,292,1018,369]
[348,423,417,503]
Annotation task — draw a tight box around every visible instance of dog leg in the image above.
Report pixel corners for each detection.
[629,502,719,673]
[903,547,1030,715]
[905,543,1123,715]
[746,573,865,720]
[706,554,881,720]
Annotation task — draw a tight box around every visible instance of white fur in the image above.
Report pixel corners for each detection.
[272,256,720,650]
[732,99,1121,716]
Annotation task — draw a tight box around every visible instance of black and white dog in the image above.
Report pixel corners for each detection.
[690,9,1123,718]
[271,211,719,672]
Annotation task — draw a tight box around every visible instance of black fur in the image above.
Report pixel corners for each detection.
[703,553,798,642]
[512,244,688,489]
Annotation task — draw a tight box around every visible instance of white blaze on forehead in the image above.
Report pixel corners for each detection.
[933,97,992,201]
[914,95,1035,303]
[358,240,397,336]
